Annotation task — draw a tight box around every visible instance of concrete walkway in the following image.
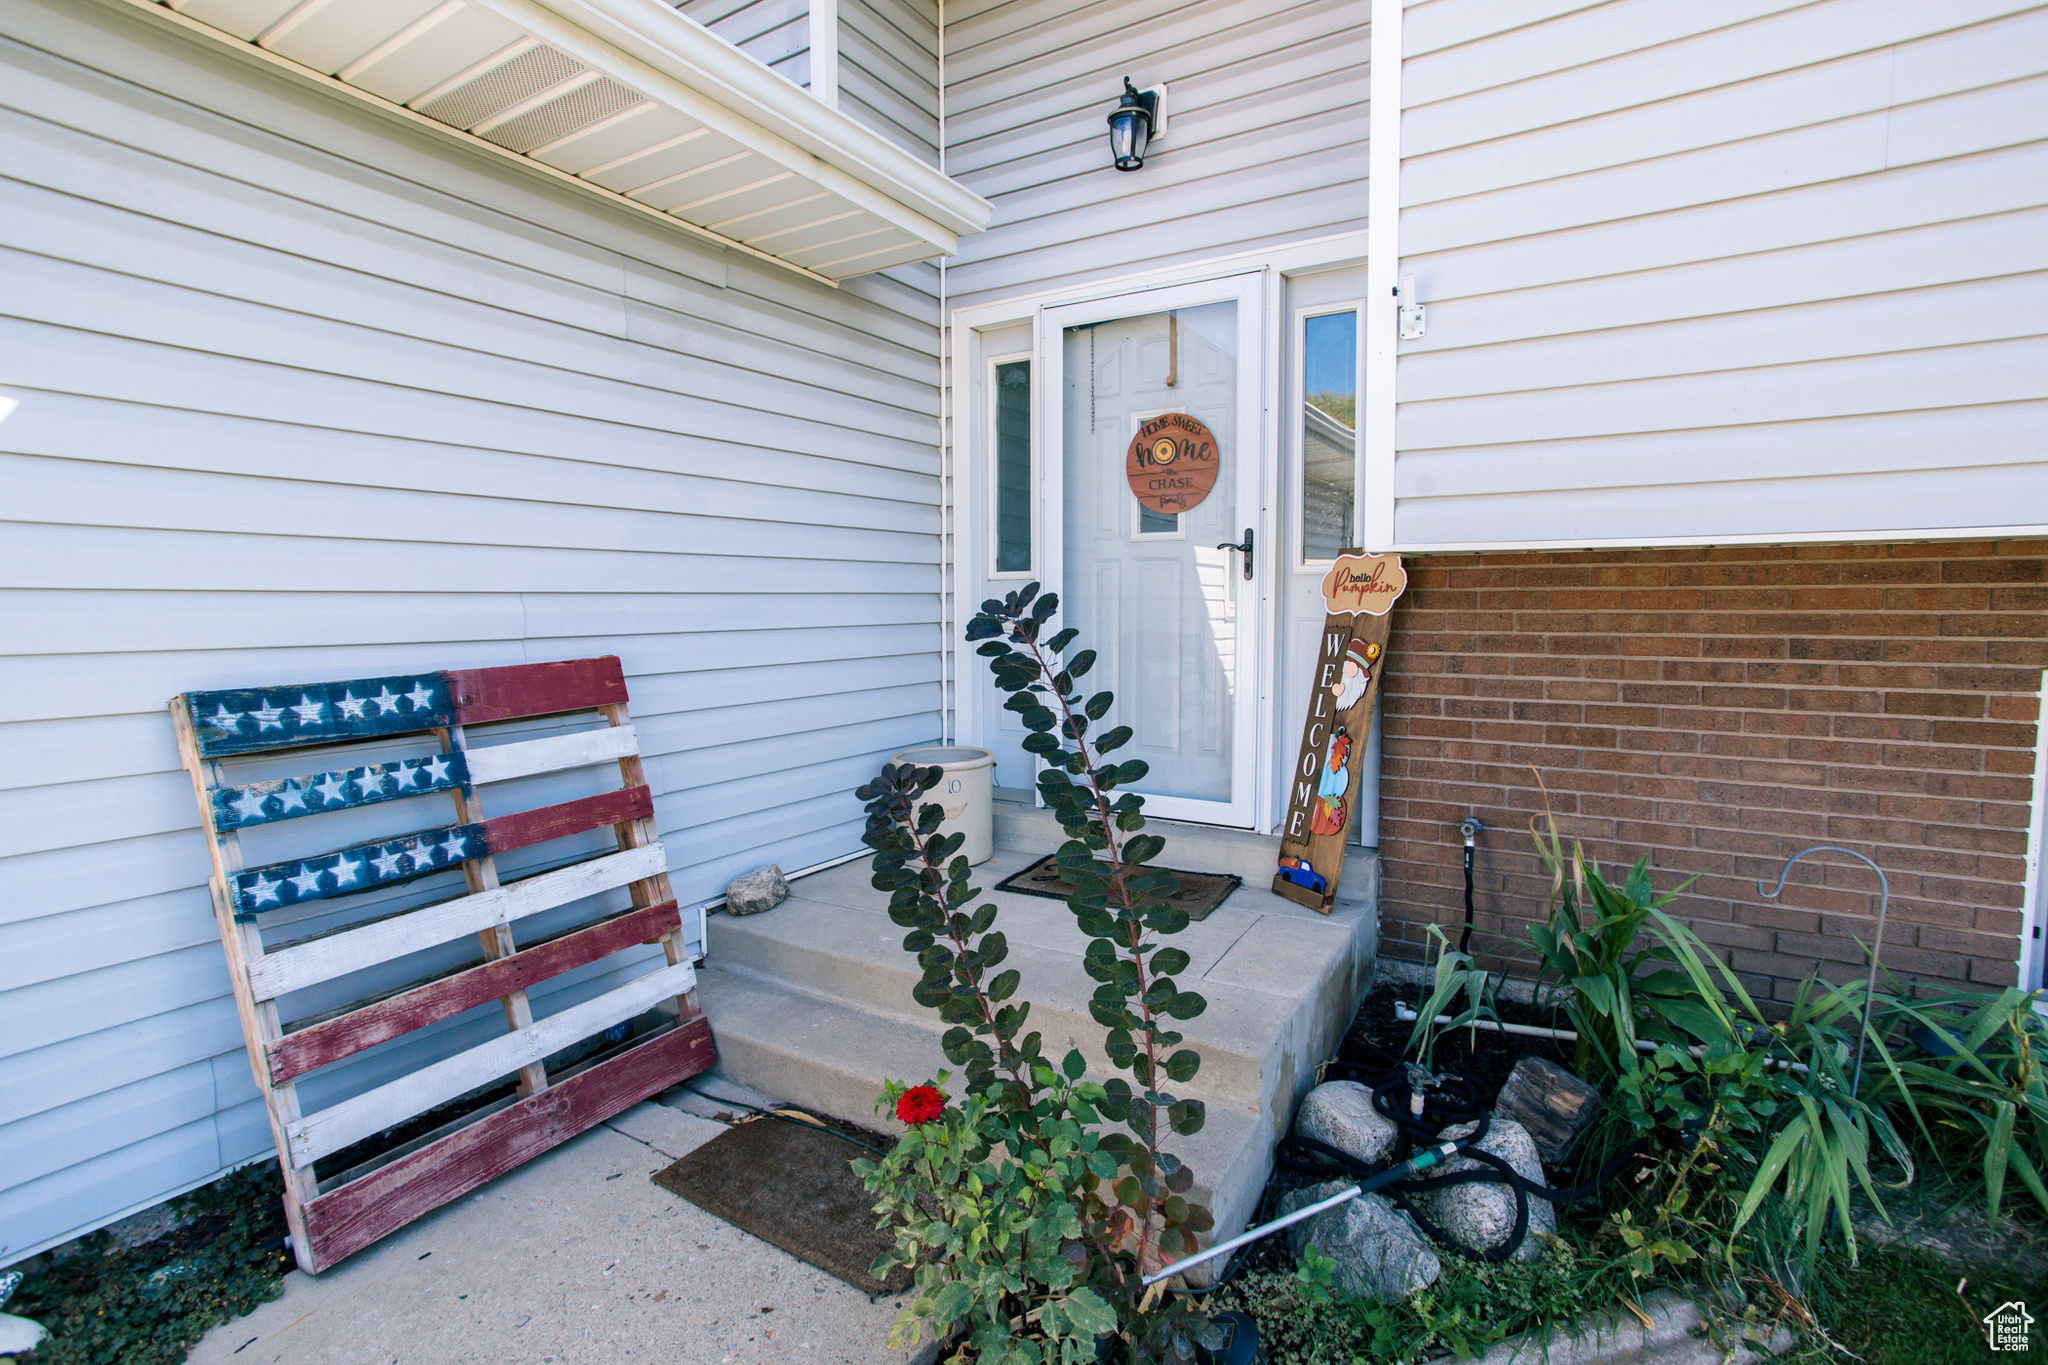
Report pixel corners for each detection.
[186,1103,925,1365]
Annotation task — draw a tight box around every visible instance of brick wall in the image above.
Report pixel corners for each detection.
[1374,539,2047,1003]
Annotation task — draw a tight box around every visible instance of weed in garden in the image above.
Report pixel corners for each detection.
[7,1163,290,1365]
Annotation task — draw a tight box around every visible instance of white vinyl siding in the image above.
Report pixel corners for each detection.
[1390,0,2048,548]
[677,0,814,89]
[942,0,1371,310]
[842,0,942,167]
[0,0,940,1265]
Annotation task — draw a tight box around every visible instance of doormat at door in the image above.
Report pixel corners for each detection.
[652,1115,909,1295]
[994,854,1241,921]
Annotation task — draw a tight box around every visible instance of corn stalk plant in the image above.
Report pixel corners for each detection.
[1861,984,2048,1221]
[1407,924,1501,1074]
[1526,798,1700,1081]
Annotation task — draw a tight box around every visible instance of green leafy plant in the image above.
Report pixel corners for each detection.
[1406,924,1500,1074]
[854,1073,1119,1362]
[1863,983,2048,1221]
[850,581,1215,1360]
[8,1163,291,1365]
[1526,800,1700,1081]
[1610,906,1913,1269]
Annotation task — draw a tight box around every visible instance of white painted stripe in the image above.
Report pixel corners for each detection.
[247,844,666,999]
[282,958,697,1168]
[461,724,640,786]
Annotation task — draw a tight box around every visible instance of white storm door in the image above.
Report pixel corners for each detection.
[1038,274,1265,828]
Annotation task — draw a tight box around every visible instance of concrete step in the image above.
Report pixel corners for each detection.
[707,848,1373,1116]
[693,958,1272,1274]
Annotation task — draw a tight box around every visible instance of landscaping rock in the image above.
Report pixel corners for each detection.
[1294,1080,1398,1166]
[724,863,789,915]
[1493,1057,1601,1163]
[1279,1180,1440,1303]
[1414,1117,1555,1261]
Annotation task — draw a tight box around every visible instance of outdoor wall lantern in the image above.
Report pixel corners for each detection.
[1107,77,1166,171]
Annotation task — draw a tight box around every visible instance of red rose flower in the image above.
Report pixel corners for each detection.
[896,1084,945,1126]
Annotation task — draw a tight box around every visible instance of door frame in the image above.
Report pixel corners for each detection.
[946,229,1370,834]
[1036,272,1266,827]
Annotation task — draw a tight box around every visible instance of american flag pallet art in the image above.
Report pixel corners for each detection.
[170,656,715,1274]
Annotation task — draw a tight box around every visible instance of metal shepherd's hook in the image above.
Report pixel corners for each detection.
[1757,846,1889,1098]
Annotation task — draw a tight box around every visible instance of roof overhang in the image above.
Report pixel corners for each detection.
[133,0,991,283]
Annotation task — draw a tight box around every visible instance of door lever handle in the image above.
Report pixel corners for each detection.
[1216,528,1254,580]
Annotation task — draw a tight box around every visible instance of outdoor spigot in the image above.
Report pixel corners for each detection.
[1460,817,1483,846]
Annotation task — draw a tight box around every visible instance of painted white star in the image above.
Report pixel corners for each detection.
[353,768,383,798]
[371,687,402,715]
[392,762,421,789]
[250,701,285,731]
[288,866,324,897]
[207,704,242,732]
[405,681,436,711]
[330,854,362,886]
[423,754,451,783]
[243,873,281,907]
[230,790,268,822]
[406,840,437,871]
[314,773,347,805]
[438,831,470,862]
[371,847,405,878]
[290,694,325,726]
[278,783,308,813]
[336,690,368,720]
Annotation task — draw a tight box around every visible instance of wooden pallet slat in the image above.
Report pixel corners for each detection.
[189,673,456,755]
[212,751,473,830]
[461,724,642,785]
[266,901,684,1084]
[168,654,712,1274]
[298,1016,714,1272]
[283,960,699,1169]
[226,786,659,918]
[447,656,629,724]
[246,843,668,1000]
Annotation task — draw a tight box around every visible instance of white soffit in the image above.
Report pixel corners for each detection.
[146,0,991,282]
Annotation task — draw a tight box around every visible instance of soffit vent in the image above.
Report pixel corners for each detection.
[417,43,585,130]
[481,75,643,153]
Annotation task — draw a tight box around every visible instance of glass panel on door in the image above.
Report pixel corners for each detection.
[1061,301,1241,805]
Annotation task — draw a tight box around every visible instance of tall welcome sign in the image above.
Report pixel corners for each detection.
[1272,551,1408,912]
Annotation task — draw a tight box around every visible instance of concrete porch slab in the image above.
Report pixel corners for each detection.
[699,803,1380,1282]
[186,1108,925,1365]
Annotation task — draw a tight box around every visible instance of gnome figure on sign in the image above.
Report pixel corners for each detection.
[1309,725,1353,837]
[1330,637,1377,713]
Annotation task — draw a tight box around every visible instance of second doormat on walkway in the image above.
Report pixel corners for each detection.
[652,1115,909,1295]
[994,855,1241,921]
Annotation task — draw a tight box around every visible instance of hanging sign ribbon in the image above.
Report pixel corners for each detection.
[1125,412,1220,514]
[1274,551,1408,913]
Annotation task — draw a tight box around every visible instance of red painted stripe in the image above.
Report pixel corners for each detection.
[267,902,683,1083]
[479,786,654,857]
[299,1015,715,1271]
[446,657,628,724]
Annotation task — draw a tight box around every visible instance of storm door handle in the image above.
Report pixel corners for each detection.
[1216,528,1254,581]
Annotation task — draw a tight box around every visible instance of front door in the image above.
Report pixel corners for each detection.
[1039,275,1264,827]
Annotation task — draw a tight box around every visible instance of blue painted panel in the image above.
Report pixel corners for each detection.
[230,822,485,919]
[209,751,471,831]
[187,673,454,755]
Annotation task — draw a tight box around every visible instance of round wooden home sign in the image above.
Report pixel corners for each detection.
[1125,412,1221,514]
